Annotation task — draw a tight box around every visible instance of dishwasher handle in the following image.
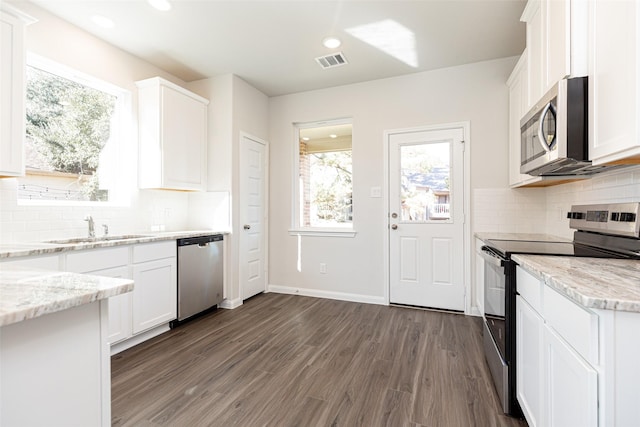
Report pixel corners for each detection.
[177,234,224,247]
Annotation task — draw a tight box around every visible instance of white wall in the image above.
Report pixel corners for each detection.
[268,57,517,306]
[187,74,269,304]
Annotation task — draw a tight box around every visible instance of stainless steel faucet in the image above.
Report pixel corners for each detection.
[102,224,109,237]
[84,215,95,238]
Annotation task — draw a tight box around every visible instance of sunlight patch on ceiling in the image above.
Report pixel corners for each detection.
[346,19,418,68]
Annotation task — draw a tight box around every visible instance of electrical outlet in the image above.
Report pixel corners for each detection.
[319,263,327,274]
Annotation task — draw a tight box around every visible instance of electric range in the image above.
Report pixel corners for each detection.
[480,202,640,417]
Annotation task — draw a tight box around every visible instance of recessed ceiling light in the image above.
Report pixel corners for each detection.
[329,134,337,139]
[147,0,172,11]
[302,137,310,141]
[322,37,341,49]
[91,15,115,29]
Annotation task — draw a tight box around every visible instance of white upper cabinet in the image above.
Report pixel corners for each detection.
[508,52,543,187]
[588,0,640,165]
[137,77,209,191]
[0,7,35,177]
[522,0,587,110]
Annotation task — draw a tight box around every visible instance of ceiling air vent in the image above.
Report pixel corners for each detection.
[315,52,348,69]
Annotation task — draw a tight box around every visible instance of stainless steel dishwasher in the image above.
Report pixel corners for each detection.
[175,234,223,324]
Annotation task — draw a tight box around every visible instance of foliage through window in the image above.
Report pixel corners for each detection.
[297,121,352,228]
[19,56,127,203]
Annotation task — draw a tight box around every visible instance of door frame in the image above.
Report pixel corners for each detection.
[239,131,269,301]
[382,122,471,313]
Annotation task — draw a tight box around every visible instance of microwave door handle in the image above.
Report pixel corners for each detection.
[537,102,554,153]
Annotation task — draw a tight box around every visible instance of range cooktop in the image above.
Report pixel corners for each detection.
[485,238,630,259]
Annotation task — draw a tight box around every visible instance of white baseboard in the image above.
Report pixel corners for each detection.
[468,306,482,317]
[219,298,243,309]
[267,284,386,306]
[110,323,170,356]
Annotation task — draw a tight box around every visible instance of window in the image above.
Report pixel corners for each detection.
[18,54,129,204]
[293,119,354,235]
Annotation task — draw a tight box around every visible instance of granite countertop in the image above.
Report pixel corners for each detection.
[0,229,229,259]
[513,254,640,313]
[474,232,571,244]
[0,266,134,327]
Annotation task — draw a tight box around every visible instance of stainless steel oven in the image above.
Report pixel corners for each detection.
[480,246,517,415]
[480,202,640,418]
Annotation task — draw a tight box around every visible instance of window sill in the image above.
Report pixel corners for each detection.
[288,228,357,238]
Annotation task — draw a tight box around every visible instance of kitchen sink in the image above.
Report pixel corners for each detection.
[45,234,151,245]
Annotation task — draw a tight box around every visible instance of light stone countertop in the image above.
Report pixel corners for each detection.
[0,266,134,327]
[512,254,640,313]
[474,232,571,244]
[0,230,229,259]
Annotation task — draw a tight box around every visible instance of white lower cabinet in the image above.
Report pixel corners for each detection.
[544,326,598,427]
[64,242,177,347]
[516,265,598,427]
[516,296,544,427]
[132,256,176,334]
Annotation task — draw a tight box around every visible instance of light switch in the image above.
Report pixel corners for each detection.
[370,186,382,198]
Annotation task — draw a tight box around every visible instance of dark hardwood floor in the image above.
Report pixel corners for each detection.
[111,293,527,427]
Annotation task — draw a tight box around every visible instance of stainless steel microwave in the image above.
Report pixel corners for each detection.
[520,77,597,176]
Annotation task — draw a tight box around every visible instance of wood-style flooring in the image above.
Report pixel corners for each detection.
[111,293,527,426]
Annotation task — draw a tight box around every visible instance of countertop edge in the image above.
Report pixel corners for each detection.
[512,254,640,313]
[0,271,134,327]
[0,230,230,259]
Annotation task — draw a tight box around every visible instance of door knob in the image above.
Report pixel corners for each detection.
[243,224,251,230]
[391,224,398,230]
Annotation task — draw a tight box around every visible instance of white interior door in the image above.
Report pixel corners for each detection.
[240,134,267,300]
[388,126,465,311]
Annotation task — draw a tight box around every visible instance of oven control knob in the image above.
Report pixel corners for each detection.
[567,212,585,219]
[621,212,636,222]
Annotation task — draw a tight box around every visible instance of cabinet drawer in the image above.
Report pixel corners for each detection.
[517,266,542,314]
[133,241,176,264]
[543,286,598,365]
[66,247,129,273]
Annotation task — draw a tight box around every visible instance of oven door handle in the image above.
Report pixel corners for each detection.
[480,246,506,268]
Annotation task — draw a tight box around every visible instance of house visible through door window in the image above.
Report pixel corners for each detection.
[295,119,353,230]
[18,54,129,204]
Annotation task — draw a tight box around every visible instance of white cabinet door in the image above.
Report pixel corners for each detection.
[516,295,544,427]
[543,0,571,92]
[137,77,208,191]
[524,0,544,109]
[65,248,132,344]
[0,10,26,177]
[544,326,598,427]
[588,0,640,164]
[161,85,207,190]
[132,257,176,334]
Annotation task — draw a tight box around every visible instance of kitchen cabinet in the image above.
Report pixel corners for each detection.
[588,0,640,165]
[137,77,209,191]
[516,266,600,427]
[64,242,177,345]
[543,326,598,427]
[507,52,543,188]
[522,0,587,110]
[0,7,34,177]
[131,241,177,334]
[516,296,544,427]
[66,247,132,344]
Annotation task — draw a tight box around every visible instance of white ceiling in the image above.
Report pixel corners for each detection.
[27,0,526,97]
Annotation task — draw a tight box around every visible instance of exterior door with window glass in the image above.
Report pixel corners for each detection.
[388,127,465,311]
